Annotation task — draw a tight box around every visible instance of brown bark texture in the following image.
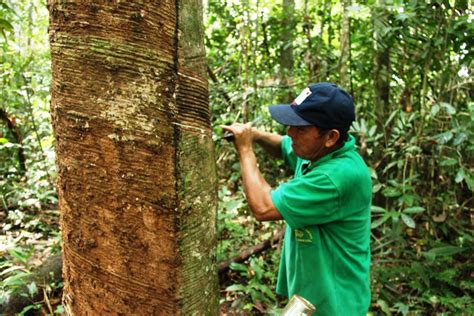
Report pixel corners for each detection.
[48,1,218,315]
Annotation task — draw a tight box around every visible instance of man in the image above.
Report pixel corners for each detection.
[221,82,372,315]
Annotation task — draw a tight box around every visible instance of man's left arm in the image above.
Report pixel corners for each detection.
[221,123,282,222]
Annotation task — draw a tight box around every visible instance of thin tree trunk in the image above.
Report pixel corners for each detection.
[0,108,26,173]
[326,0,333,79]
[371,0,391,208]
[48,1,218,314]
[339,0,351,90]
[278,0,295,103]
[241,0,251,122]
[21,74,53,185]
[373,0,391,140]
[303,0,320,82]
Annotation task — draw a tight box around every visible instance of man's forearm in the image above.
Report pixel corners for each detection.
[239,147,282,221]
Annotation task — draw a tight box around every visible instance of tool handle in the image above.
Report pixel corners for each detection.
[221,116,262,142]
[223,131,235,141]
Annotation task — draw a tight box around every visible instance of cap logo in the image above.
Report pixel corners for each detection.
[292,87,312,106]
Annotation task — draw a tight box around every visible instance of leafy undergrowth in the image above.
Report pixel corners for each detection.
[217,183,286,314]
[0,205,63,315]
[1,199,473,315]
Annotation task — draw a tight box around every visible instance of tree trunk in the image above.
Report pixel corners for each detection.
[339,0,351,91]
[278,0,295,103]
[0,108,26,173]
[48,1,218,314]
[373,0,391,126]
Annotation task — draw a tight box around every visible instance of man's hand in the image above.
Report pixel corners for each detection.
[220,123,253,153]
[220,122,282,222]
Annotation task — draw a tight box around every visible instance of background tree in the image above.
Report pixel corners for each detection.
[339,0,351,91]
[278,0,295,102]
[48,0,217,314]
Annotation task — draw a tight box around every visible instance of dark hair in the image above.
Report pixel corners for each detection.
[318,127,348,147]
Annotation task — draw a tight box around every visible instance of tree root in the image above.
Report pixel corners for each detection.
[0,252,62,315]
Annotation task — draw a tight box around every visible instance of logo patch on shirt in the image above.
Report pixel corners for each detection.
[291,87,312,106]
[295,228,313,243]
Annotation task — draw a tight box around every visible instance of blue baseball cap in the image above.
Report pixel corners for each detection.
[268,82,355,132]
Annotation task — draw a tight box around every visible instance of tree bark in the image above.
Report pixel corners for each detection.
[339,0,351,91]
[48,1,218,314]
[373,0,391,126]
[0,108,26,173]
[278,0,295,103]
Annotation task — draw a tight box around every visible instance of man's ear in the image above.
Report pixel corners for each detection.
[324,129,340,148]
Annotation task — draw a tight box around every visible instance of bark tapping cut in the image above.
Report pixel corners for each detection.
[48,1,218,315]
[175,0,219,313]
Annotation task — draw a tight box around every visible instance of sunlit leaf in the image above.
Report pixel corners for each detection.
[403,206,425,214]
[453,132,468,146]
[434,131,453,144]
[440,158,457,166]
[0,265,28,276]
[27,282,38,297]
[465,173,474,191]
[425,245,467,257]
[455,168,465,183]
[439,102,456,115]
[382,187,401,198]
[377,299,392,315]
[8,249,29,264]
[55,305,65,314]
[401,213,415,228]
[371,205,387,213]
[371,214,390,229]
[2,272,32,287]
[225,284,246,292]
[431,103,440,116]
[229,262,247,272]
[372,183,382,193]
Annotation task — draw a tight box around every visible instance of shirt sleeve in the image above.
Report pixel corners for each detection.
[271,172,341,229]
[280,136,298,171]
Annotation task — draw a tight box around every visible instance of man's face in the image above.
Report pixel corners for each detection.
[287,125,329,162]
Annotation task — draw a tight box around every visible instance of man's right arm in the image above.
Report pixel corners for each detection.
[252,128,283,159]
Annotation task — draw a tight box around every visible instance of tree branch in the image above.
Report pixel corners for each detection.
[218,229,284,274]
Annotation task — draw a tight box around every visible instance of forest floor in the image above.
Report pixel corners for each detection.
[1,206,281,315]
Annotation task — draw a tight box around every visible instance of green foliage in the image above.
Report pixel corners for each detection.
[208,0,473,313]
[0,0,55,213]
[224,258,278,311]
[0,0,472,314]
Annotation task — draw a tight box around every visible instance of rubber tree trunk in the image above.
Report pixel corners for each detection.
[48,1,218,314]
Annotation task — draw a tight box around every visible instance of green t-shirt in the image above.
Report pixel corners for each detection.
[271,135,372,316]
